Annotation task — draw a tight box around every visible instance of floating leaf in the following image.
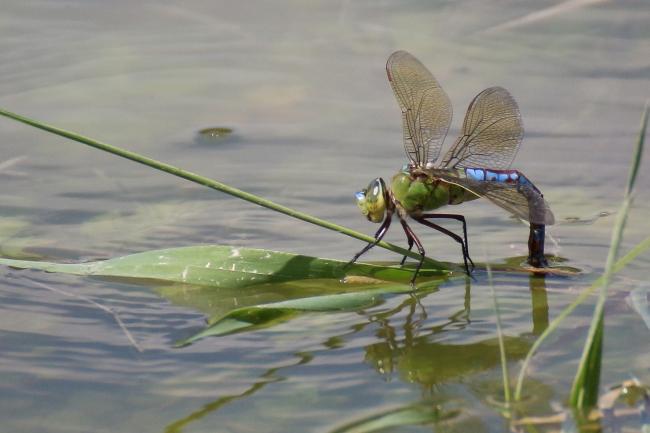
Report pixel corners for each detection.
[0,245,446,288]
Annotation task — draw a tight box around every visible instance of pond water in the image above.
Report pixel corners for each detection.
[1,1,649,432]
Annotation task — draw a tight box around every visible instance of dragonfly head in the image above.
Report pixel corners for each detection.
[355,178,388,223]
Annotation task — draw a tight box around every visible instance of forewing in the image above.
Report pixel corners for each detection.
[430,169,555,225]
[440,87,523,169]
[386,50,452,167]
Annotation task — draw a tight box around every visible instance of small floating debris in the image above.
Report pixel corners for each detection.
[198,127,233,139]
[194,126,237,147]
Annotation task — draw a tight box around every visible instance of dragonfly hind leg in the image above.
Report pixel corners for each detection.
[414,213,475,275]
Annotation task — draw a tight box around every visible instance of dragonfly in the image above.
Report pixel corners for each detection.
[350,50,554,284]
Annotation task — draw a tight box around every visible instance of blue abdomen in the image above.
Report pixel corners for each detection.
[465,168,539,193]
[466,168,519,183]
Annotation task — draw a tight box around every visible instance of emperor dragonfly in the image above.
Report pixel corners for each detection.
[351,50,555,284]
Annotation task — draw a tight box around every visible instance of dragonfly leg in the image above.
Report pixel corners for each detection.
[346,209,393,268]
[399,229,415,266]
[398,217,425,287]
[419,213,474,271]
[414,215,473,276]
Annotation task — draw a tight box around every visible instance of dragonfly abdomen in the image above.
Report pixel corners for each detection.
[464,168,541,194]
[466,168,520,183]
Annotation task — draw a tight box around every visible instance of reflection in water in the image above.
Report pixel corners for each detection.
[364,283,531,390]
[366,276,549,389]
[530,275,549,336]
[164,274,551,432]
[165,352,313,433]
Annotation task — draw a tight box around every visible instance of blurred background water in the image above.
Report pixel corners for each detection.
[0,1,649,432]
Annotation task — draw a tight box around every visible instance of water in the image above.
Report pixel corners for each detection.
[1,1,649,432]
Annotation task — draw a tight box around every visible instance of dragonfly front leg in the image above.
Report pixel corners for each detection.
[414,214,474,276]
[398,217,426,287]
[347,209,393,267]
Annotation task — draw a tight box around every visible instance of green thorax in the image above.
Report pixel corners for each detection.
[390,168,477,215]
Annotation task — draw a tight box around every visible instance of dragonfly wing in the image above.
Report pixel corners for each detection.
[386,50,452,167]
[430,169,555,225]
[440,87,523,169]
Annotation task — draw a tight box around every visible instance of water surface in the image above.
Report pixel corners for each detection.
[1,1,649,432]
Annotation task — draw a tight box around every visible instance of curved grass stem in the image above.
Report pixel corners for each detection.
[0,108,447,270]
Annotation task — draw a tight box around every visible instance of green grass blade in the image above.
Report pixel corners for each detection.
[569,102,647,411]
[0,108,447,269]
[515,104,649,404]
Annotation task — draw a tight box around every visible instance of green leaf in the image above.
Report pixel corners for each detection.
[0,245,446,289]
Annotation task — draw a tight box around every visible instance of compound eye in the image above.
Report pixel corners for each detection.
[360,178,387,223]
[366,179,385,201]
